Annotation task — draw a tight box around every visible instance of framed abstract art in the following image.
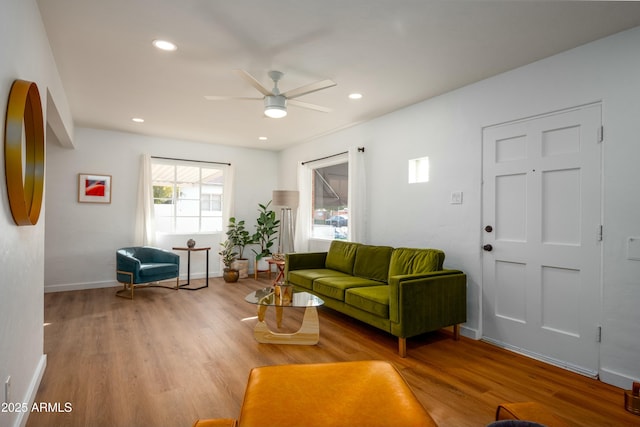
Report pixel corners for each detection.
[78,173,112,204]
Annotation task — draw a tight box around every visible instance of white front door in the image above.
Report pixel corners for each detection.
[481,104,602,376]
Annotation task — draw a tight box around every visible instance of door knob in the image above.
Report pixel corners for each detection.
[483,244,493,252]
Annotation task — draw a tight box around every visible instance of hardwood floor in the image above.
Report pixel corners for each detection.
[28,278,637,427]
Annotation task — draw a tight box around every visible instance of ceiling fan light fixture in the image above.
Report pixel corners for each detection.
[152,39,177,51]
[264,95,287,118]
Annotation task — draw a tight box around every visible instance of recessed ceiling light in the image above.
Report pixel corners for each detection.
[152,39,177,51]
[348,93,363,100]
[131,117,144,123]
[258,136,268,141]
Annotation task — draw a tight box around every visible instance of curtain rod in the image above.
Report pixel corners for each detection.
[151,156,231,166]
[301,147,364,165]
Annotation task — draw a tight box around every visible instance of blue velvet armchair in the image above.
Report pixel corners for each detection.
[116,246,180,299]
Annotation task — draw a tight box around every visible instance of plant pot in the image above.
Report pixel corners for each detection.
[223,268,239,283]
[231,259,249,279]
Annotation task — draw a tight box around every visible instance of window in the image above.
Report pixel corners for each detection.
[408,156,429,183]
[311,160,349,240]
[151,159,225,233]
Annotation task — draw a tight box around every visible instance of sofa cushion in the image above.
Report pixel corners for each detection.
[388,248,445,278]
[288,269,351,290]
[353,245,393,283]
[325,241,360,275]
[313,276,383,301]
[345,286,390,318]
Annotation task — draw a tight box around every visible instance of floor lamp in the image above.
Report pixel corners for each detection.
[272,190,299,259]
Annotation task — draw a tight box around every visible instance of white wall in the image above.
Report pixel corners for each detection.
[279,26,640,389]
[44,128,278,291]
[0,1,73,426]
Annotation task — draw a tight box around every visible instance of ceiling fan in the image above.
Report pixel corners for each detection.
[205,70,336,118]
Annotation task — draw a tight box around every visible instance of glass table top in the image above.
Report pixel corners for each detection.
[245,286,324,307]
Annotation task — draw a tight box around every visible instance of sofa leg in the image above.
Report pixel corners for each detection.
[398,337,407,358]
[453,324,460,340]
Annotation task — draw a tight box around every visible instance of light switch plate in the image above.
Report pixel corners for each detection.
[450,191,463,204]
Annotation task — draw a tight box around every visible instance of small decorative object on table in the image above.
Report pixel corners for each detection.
[271,253,285,261]
[187,238,196,248]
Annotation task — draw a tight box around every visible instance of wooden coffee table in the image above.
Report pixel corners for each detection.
[245,286,324,345]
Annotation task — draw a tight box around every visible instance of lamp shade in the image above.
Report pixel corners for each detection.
[272,190,299,208]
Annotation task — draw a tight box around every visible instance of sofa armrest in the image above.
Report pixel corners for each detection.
[388,270,467,337]
[285,252,327,278]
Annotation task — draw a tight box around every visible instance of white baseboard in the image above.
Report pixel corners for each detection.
[460,325,480,340]
[599,367,639,389]
[481,336,599,379]
[44,272,223,293]
[44,280,118,293]
[15,355,47,427]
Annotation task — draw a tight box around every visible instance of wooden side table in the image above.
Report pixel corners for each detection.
[267,259,285,285]
[172,246,210,290]
[254,258,285,283]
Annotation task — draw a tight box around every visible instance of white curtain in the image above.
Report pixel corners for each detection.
[348,147,367,243]
[295,162,312,252]
[222,163,235,233]
[134,153,155,246]
[219,164,235,271]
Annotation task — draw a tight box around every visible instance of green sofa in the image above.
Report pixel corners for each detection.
[285,241,467,357]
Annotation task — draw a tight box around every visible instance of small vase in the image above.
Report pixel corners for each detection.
[187,239,196,248]
[223,268,239,283]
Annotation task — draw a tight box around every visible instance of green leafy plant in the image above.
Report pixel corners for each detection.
[225,217,252,259]
[218,239,238,268]
[252,200,280,261]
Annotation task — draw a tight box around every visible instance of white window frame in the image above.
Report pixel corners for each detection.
[151,158,226,235]
[309,155,349,241]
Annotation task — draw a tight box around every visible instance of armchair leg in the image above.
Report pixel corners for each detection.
[398,337,407,358]
[453,324,460,340]
[116,270,135,299]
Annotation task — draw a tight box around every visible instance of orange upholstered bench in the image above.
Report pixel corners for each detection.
[193,360,437,427]
[496,402,571,427]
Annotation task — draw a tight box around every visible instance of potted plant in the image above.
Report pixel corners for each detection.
[219,239,239,283]
[226,217,253,278]
[252,200,280,264]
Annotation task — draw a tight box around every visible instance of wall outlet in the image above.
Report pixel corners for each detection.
[4,376,10,404]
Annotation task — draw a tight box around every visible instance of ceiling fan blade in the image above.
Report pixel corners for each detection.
[288,99,332,113]
[283,79,336,99]
[235,69,273,96]
[204,96,262,101]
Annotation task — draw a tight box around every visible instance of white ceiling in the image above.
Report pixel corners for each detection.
[37,1,640,151]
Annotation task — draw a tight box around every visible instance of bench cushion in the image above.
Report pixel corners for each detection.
[237,361,437,427]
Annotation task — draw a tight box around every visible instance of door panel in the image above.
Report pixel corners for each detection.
[482,104,602,376]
